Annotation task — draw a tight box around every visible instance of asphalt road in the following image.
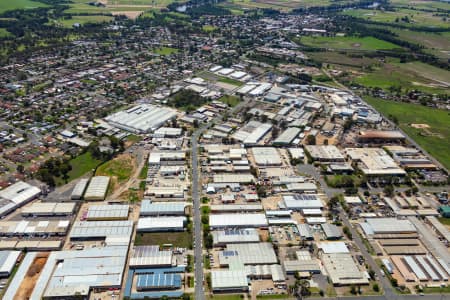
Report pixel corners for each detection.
[191,99,251,300]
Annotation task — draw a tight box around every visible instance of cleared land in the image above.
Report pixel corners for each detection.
[219,95,240,107]
[299,36,401,51]
[0,0,47,13]
[364,97,450,170]
[96,153,136,182]
[134,231,192,248]
[355,60,450,94]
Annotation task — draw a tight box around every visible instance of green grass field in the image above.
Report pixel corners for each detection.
[202,25,217,32]
[217,76,243,86]
[96,155,134,182]
[49,15,114,28]
[0,28,11,37]
[343,8,450,28]
[0,0,47,14]
[299,36,401,51]
[355,60,450,94]
[134,232,192,248]
[153,46,179,55]
[57,152,103,185]
[219,95,240,107]
[226,0,334,11]
[438,217,450,226]
[364,97,450,170]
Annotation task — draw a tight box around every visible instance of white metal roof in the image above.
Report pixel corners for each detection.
[365,218,416,233]
[0,250,20,275]
[209,213,267,228]
[211,270,248,290]
[318,242,349,254]
[252,147,282,166]
[86,204,129,220]
[84,176,110,200]
[219,243,277,265]
[137,216,185,231]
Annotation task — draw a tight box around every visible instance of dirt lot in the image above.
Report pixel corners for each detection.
[15,253,49,300]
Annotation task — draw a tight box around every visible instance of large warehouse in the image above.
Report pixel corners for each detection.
[130,245,173,268]
[0,220,69,237]
[0,181,41,217]
[137,216,186,232]
[0,250,21,277]
[70,220,133,241]
[304,145,345,162]
[252,147,282,166]
[140,200,187,216]
[21,202,76,217]
[30,246,128,299]
[360,218,417,235]
[232,120,272,146]
[218,243,277,266]
[345,148,406,176]
[212,228,260,246]
[209,213,268,229]
[71,178,89,200]
[105,104,178,133]
[85,204,129,220]
[211,270,249,292]
[84,176,110,201]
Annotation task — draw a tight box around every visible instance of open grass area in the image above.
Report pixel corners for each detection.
[0,28,12,37]
[56,151,103,185]
[308,52,378,68]
[0,0,48,13]
[355,60,450,94]
[299,36,401,51]
[217,76,243,86]
[206,295,245,300]
[95,154,135,182]
[226,0,335,11]
[364,97,450,170]
[134,231,192,248]
[153,46,179,55]
[219,95,240,107]
[438,217,450,226]
[202,25,217,32]
[422,285,450,293]
[343,8,450,28]
[50,15,113,28]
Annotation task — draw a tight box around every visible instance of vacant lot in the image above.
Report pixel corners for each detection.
[364,97,450,170]
[134,231,192,248]
[299,36,401,51]
[219,95,240,107]
[96,153,136,182]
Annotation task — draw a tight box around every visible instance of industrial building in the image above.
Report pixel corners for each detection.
[273,127,301,146]
[321,223,342,240]
[0,250,20,277]
[153,127,183,137]
[0,220,69,237]
[140,200,187,216]
[30,246,128,299]
[360,218,417,235]
[83,176,110,201]
[130,246,173,268]
[321,253,369,286]
[218,243,277,266]
[212,228,260,246]
[297,223,314,240]
[252,147,282,166]
[146,186,185,199]
[70,220,133,241]
[105,104,178,133]
[209,213,268,229]
[213,174,255,184]
[345,148,406,176]
[136,273,182,291]
[137,216,186,232]
[0,181,41,217]
[281,194,323,211]
[283,251,321,275]
[288,148,304,160]
[232,120,272,146]
[357,130,406,143]
[71,178,89,200]
[85,204,129,220]
[211,270,249,292]
[304,145,345,162]
[21,202,76,217]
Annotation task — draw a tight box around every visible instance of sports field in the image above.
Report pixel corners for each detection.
[364,97,450,170]
[299,36,401,51]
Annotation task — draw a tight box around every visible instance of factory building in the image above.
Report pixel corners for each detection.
[0,181,41,217]
[85,204,129,221]
[345,148,406,176]
[0,250,20,277]
[83,176,110,201]
[21,202,76,217]
[140,200,187,216]
[130,245,173,268]
[212,229,260,246]
[273,127,301,146]
[218,243,278,266]
[304,145,345,162]
[232,121,272,146]
[71,178,89,200]
[105,104,178,133]
[252,147,282,166]
[211,270,249,292]
[137,216,186,232]
[209,213,268,229]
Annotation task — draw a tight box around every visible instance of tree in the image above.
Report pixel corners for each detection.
[295,279,311,297]
[305,134,316,145]
[383,185,394,197]
[17,165,25,174]
[373,283,380,292]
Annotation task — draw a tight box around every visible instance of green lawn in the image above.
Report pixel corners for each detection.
[217,76,243,86]
[438,217,450,226]
[364,97,450,170]
[134,232,192,248]
[422,285,450,294]
[153,46,179,55]
[57,152,103,185]
[343,8,450,28]
[299,36,401,51]
[0,28,11,37]
[206,295,245,300]
[0,0,47,13]
[202,25,217,32]
[218,95,240,107]
[50,15,113,28]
